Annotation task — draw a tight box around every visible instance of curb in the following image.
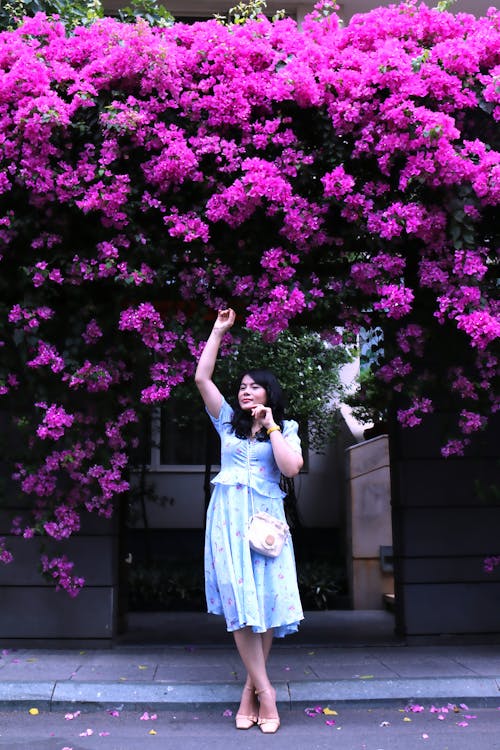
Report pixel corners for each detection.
[1,677,499,711]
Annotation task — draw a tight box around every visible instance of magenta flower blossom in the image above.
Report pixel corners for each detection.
[0,538,13,565]
[82,319,103,345]
[36,404,75,441]
[484,556,500,573]
[40,555,85,597]
[27,342,65,373]
[397,398,434,428]
[441,439,469,458]
[44,505,81,540]
[458,410,486,435]
[374,284,415,319]
[456,311,500,350]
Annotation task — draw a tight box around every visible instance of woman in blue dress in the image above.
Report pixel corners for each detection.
[195,308,304,734]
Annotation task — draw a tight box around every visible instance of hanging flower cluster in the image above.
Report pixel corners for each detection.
[0,1,498,589]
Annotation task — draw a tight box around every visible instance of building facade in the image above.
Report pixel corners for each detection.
[0,0,498,645]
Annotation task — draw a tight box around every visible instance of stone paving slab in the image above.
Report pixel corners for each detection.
[376,657,477,679]
[70,665,157,682]
[267,664,319,681]
[307,662,401,680]
[155,665,241,683]
[0,666,73,681]
[452,656,500,676]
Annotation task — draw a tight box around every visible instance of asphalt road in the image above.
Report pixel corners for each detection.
[0,704,499,750]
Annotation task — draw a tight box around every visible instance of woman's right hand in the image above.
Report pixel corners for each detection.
[213,308,236,334]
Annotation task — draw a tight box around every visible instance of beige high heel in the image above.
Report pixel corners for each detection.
[256,687,280,734]
[235,686,258,730]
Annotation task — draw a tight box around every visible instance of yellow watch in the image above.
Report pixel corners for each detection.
[267,425,281,436]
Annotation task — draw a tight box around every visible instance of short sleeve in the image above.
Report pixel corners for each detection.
[206,397,234,436]
[282,420,302,454]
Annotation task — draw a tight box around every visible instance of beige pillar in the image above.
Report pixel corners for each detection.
[346,435,394,609]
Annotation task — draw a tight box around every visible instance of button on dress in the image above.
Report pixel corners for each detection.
[204,398,304,637]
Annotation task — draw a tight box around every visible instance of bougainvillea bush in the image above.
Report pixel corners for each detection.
[0,1,498,591]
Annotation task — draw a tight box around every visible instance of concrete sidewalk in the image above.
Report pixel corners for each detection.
[1,612,499,710]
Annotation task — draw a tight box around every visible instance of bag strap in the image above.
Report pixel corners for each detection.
[247,440,255,517]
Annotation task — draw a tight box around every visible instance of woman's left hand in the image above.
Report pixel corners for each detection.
[251,405,276,431]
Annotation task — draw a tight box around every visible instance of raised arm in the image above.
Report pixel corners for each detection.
[195,308,236,418]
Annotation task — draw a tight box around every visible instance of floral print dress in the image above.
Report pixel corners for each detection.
[204,398,304,637]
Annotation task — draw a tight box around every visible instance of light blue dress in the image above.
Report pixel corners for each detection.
[205,398,304,637]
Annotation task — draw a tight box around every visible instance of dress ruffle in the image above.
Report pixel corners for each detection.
[211,468,286,500]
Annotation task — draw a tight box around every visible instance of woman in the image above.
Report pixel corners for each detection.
[195,308,304,733]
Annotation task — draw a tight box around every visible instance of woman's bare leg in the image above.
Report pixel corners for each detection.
[237,628,274,715]
[233,627,278,721]
[261,628,274,661]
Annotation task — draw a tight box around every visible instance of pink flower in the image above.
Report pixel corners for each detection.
[458,410,486,435]
[40,555,85,597]
[36,404,75,441]
[456,311,500,350]
[484,556,500,573]
[27,342,65,373]
[82,320,103,345]
[44,506,81,540]
[397,398,433,428]
[322,166,355,198]
[374,284,415,319]
[0,538,14,565]
[441,439,469,458]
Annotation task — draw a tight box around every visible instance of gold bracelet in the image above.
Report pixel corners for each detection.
[267,425,281,436]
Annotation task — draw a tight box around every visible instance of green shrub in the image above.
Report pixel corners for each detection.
[128,557,347,611]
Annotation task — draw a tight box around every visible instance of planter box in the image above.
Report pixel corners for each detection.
[0,510,121,648]
[390,413,500,641]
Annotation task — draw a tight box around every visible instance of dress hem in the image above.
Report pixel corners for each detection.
[206,608,303,638]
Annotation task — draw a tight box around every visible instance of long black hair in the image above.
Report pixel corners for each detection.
[230,369,303,541]
[230,368,286,440]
